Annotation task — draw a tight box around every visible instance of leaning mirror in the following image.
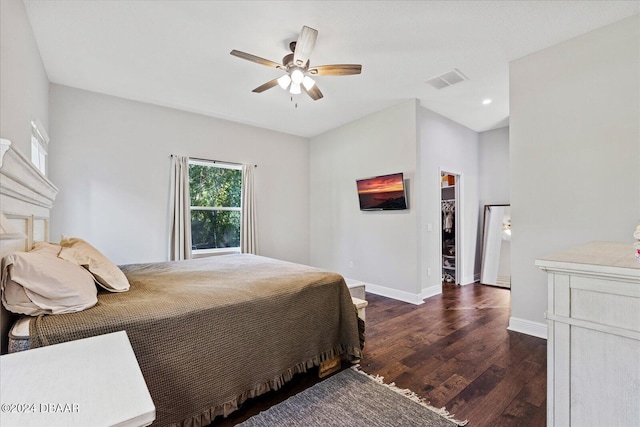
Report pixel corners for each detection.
[480,204,511,288]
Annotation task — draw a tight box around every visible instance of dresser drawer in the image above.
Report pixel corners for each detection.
[570,275,640,331]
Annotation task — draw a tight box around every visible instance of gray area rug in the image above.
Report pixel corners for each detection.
[238,367,467,426]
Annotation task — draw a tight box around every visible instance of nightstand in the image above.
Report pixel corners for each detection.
[0,331,155,427]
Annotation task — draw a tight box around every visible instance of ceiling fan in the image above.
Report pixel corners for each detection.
[230,26,362,101]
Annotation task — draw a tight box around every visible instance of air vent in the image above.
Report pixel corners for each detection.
[426,69,469,89]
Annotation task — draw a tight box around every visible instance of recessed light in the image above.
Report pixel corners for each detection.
[482,98,492,105]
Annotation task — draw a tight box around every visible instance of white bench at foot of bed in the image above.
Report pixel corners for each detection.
[345,279,367,321]
[352,297,368,321]
[345,278,365,300]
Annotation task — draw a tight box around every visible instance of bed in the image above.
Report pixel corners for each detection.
[0,140,363,426]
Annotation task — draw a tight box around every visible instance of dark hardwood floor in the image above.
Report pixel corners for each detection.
[361,283,547,426]
[211,283,547,426]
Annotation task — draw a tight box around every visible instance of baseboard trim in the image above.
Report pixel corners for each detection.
[508,316,548,340]
[364,282,426,305]
[458,275,474,285]
[420,285,442,300]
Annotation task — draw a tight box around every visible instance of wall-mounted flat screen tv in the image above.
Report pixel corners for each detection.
[356,172,408,211]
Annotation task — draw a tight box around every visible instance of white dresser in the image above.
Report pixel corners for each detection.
[536,242,640,427]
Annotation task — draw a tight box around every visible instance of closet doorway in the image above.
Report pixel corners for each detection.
[440,171,460,285]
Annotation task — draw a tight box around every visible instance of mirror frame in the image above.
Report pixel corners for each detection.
[480,204,510,287]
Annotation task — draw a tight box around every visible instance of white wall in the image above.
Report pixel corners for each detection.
[309,100,484,303]
[418,107,480,289]
[479,126,510,207]
[477,126,510,275]
[49,84,310,265]
[0,0,49,161]
[309,100,420,301]
[509,15,640,338]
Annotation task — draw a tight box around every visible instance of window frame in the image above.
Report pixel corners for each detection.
[30,119,49,175]
[188,159,242,255]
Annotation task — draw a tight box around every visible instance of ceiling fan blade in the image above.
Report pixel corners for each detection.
[308,64,362,76]
[252,79,279,93]
[293,26,318,67]
[230,50,283,69]
[303,84,324,101]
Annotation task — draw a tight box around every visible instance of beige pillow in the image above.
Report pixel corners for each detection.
[58,237,130,292]
[31,241,62,256]
[2,276,42,315]
[1,252,98,316]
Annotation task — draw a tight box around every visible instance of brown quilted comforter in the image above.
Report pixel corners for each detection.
[30,254,363,426]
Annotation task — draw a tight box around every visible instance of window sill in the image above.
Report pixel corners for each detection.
[192,248,240,258]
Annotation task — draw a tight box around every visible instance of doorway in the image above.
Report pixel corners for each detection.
[440,171,460,285]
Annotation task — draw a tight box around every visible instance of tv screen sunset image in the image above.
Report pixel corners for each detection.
[357,173,407,210]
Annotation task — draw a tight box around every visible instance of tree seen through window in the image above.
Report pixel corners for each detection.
[189,163,242,250]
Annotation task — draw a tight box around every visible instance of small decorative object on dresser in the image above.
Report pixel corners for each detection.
[536,242,640,427]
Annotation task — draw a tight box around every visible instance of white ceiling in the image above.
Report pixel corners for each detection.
[24,1,639,138]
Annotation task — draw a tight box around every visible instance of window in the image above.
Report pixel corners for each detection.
[189,160,242,253]
[30,120,49,175]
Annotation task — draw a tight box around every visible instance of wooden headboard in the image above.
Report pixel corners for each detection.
[0,138,59,354]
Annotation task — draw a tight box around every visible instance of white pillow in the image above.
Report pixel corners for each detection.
[58,237,130,292]
[1,251,98,316]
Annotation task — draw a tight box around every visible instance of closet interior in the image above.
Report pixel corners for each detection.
[441,173,456,283]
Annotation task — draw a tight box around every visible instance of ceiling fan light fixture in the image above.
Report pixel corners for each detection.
[302,76,315,90]
[277,74,292,90]
[230,25,361,102]
[290,68,305,85]
[289,82,301,95]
